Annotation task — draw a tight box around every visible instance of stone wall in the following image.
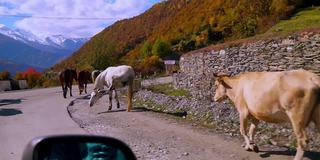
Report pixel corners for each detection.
[18,80,28,89]
[0,80,28,91]
[0,81,11,91]
[174,31,320,101]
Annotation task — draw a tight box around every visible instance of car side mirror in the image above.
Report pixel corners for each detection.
[22,135,136,160]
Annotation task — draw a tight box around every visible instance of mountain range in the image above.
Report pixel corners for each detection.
[0,25,88,74]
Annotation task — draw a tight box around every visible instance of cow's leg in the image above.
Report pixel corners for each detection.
[239,108,252,151]
[108,90,113,110]
[248,118,259,152]
[69,84,73,97]
[291,121,307,160]
[127,79,133,112]
[114,89,120,108]
[288,108,309,160]
[84,83,87,94]
[63,85,67,98]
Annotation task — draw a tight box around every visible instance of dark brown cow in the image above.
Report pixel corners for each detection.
[78,70,91,95]
[59,69,77,98]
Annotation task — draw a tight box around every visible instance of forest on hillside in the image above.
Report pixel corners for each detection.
[51,0,319,75]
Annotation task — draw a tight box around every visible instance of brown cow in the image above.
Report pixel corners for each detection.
[78,70,91,95]
[59,69,77,98]
[213,69,320,160]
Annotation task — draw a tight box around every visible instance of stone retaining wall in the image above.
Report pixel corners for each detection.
[0,80,28,91]
[0,81,11,91]
[174,31,320,101]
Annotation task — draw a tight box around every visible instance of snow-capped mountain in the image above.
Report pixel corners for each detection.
[0,25,88,74]
[0,25,88,52]
[44,35,88,51]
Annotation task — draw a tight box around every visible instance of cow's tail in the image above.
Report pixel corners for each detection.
[312,103,320,132]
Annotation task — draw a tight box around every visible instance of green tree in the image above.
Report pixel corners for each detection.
[152,39,172,58]
[140,41,153,58]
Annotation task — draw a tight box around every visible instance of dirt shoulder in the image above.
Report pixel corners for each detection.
[67,92,320,160]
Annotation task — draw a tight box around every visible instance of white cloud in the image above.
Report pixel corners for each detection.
[0,0,156,38]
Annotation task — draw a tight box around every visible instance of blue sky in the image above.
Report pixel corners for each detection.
[0,0,161,38]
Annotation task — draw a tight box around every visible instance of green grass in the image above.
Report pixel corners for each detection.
[268,7,320,33]
[133,97,187,116]
[146,84,191,98]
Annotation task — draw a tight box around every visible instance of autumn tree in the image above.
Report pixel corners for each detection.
[0,71,10,80]
[15,72,24,80]
[91,40,117,70]
[17,68,44,88]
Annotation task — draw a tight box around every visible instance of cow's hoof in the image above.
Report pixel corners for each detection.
[117,104,120,108]
[245,144,259,152]
[108,106,112,110]
[251,144,259,153]
[244,145,251,151]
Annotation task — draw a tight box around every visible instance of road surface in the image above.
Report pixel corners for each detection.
[0,86,86,160]
[1,85,319,160]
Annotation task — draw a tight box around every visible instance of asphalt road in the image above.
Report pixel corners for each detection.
[0,86,86,160]
[1,85,319,160]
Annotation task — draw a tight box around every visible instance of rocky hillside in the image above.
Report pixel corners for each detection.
[51,0,319,73]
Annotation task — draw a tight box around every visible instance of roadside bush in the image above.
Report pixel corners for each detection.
[15,72,24,80]
[15,68,45,88]
[0,71,10,80]
[137,55,164,75]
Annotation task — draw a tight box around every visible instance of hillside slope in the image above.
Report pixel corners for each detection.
[52,0,319,73]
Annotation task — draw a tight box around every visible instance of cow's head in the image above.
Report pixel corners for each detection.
[213,74,231,102]
[89,89,105,107]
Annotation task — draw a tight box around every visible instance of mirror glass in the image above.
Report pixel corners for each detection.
[36,142,127,160]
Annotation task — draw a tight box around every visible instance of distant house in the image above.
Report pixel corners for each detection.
[162,55,180,75]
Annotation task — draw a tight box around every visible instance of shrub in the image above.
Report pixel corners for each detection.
[140,41,153,58]
[16,68,44,88]
[15,72,24,80]
[0,71,10,80]
[137,55,164,75]
[152,39,172,58]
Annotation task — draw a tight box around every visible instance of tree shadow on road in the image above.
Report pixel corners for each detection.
[0,108,23,116]
[259,147,320,160]
[0,99,23,106]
